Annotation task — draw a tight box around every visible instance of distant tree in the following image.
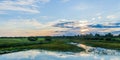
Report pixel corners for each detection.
[105,33,113,37]
[76,35,80,37]
[28,36,38,41]
[105,37,112,41]
[95,33,100,37]
[118,34,120,37]
[44,36,52,42]
[89,33,93,37]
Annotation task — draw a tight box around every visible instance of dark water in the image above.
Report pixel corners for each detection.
[0,44,120,60]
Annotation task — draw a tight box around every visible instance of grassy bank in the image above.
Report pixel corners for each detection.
[0,38,83,54]
[0,37,120,54]
[52,37,120,50]
[70,40,120,50]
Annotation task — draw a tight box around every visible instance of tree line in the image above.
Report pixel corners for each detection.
[0,33,120,41]
[53,33,120,41]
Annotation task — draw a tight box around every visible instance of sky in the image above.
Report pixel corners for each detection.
[0,0,120,36]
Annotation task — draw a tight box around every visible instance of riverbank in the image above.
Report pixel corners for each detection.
[0,38,83,54]
[0,37,120,54]
[71,40,120,50]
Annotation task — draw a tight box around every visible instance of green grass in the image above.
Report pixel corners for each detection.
[0,38,45,48]
[71,39,120,50]
[0,38,83,54]
[53,37,120,50]
[0,37,120,54]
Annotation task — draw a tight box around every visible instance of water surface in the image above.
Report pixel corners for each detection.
[0,44,120,60]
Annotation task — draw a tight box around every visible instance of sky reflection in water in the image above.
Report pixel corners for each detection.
[0,50,120,60]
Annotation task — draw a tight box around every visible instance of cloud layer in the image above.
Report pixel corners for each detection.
[88,23,120,28]
[0,19,120,36]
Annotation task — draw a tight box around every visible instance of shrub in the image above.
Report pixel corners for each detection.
[105,37,112,41]
[44,36,52,42]
[28,37,38,41]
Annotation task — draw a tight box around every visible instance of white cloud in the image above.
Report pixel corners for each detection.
[106,15,118,19]
[92,18,96,20]
[0,5,39,13]
[0,0,50,13]
[0,11,6,14]
[72,3,92,11]
[0,19,43,31]
[98,16,102,19]
[0,19,63,36]
[39,16,54,19]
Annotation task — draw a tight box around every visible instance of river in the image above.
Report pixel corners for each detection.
[0,43,120,60]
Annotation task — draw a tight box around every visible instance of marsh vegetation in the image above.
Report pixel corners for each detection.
[0,33,120,54]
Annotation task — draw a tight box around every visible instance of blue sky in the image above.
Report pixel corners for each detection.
[0,0,120,36]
